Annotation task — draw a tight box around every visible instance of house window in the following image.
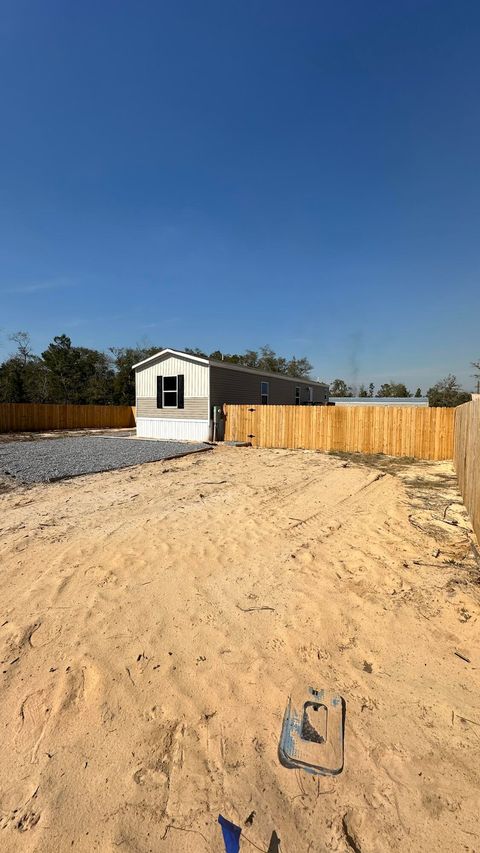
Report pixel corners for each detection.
[295,386,300,405]
[261,381,269,404]
[307,386,313,403]
[163,375,178,407]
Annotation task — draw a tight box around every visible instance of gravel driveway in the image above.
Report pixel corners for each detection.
[0,436,211,484]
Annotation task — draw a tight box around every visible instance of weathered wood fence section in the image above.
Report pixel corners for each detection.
[454,397,480,541]
[224,404,455,461]
[0,403,136,432]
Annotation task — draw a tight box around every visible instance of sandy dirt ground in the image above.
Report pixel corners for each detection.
[0,445,479,853]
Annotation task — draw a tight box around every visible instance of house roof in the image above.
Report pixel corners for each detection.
[330,396,428,406]
[132,348,328,387]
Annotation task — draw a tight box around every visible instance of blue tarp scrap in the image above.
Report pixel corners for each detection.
[218,814,242,853]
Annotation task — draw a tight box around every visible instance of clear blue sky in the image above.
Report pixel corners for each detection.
[1,1,479,391]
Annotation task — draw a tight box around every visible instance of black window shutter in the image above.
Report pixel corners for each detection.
[156,376,163,408]
[177,374,184,409]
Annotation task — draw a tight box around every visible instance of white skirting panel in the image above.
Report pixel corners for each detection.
[136,417,210,442]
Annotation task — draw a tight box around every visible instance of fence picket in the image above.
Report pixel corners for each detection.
[0,403,136,432]
[454,398,480,542]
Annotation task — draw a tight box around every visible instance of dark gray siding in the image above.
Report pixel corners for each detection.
[210,365,328,407]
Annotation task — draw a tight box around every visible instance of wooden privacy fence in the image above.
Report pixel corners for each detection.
[0,403,136,432]
[454,397,480,541]
[224,404,455,461]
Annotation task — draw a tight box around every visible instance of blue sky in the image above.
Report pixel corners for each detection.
[1,1,479,391]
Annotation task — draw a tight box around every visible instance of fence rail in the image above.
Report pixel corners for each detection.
[224,404,455,461]
[0,403,136,432]
[454,398,480,541]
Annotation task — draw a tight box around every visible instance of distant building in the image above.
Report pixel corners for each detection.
[330,396,429,407]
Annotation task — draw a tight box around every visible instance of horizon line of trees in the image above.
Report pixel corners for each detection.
[183,346,313,378]
[330,379,419,398]
[0,332,476,408]
[0,334,314,406]
[330,375,473,408]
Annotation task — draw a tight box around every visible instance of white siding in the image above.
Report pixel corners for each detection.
[136,417,210,442]
[135,354,209,398]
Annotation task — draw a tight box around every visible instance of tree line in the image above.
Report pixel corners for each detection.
[329,374,474,407]
[0,334,313,406]
[0,331,476,408]
[184,346,313,379]
[330,379,420,398]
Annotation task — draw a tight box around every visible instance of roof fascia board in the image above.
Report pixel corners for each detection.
[132,348,209,370]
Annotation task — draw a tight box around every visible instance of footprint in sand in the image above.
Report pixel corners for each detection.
[133,765,169,788]
[59,660,102,713]
[28,621,60,649]
[131,722,183,795]
[1,621,41,663]
[16,660,102,764]
[16,690,51,763]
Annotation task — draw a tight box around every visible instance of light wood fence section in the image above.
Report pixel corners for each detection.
[224,404,455,461]
[454,397,480,541]
[0,403,136,432]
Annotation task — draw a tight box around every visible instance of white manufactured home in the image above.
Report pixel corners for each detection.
[133,348,329,441]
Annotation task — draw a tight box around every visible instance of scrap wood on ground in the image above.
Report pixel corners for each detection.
[0,445,478,852]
